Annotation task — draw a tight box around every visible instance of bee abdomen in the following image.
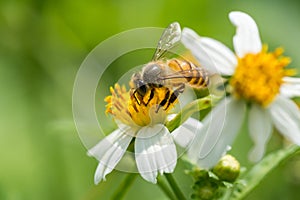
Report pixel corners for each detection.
[190,68,209,88]
[168,59,209,88]
[168,59,193,69]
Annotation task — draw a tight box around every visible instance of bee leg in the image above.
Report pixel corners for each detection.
[132,83,148,105]
[132,89,146,105]
[155,88,171,113]
[131,90,141,105]
[145,88,155,106]
[165,83,185,110]
[155,84,185,113]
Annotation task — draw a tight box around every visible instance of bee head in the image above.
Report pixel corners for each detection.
[142,63,163,85]
[131,72,147,96]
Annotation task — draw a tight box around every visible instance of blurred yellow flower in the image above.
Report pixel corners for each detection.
[182,11,300,167]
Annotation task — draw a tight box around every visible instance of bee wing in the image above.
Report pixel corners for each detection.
[161,69,207,80]
[152,22,181,61]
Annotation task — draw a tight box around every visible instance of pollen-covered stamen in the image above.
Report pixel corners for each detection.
[230,46,293,107]
[105,84,178,127]
[105,84,133,125]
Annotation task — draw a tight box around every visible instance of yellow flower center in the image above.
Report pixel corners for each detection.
[105,84,177,127]
[230,46,293,107]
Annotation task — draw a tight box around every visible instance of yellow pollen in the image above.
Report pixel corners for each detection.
[230,46,293,107]
[105,84,178,127]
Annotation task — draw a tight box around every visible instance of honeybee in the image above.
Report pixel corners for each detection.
[130,22,209,111]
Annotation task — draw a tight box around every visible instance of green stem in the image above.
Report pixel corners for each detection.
[157,176,177,200]
[165,173,187,200]
[165,95,219,132]
[111,173,137,200]
[229,145,300,200]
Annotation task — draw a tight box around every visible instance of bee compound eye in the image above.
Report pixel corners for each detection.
[136,79,145,88]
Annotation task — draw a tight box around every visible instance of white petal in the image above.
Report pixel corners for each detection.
[283,77,300,83]
[248,104,272,162]
[135,124,177,183]
[181,28,237,75]
[269,96,300,144]
[88,127,134,184]
[188,97,246,168]
[172,117,203,148]
[229,11,262,57]
[280,77,300,98]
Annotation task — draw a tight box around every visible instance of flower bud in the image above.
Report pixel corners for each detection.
[212,154,240,182]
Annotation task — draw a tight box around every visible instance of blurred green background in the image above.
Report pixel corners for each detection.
[1,0,300,199]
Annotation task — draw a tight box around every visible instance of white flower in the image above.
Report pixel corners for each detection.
[182,11,300,167]
[88,84,202,184]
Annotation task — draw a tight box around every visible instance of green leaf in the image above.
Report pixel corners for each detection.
[228,145,300,200]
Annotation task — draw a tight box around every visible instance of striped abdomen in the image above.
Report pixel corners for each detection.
[167,58,209,88]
